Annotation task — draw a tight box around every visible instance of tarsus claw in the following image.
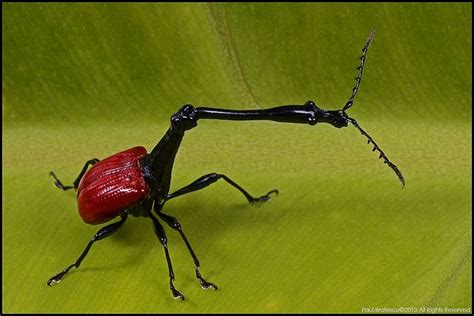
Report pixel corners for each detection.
[200,279,218,290]
[252,189,279,203]
[171,288,185,300]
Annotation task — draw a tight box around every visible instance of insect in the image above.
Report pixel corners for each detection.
[47,31,404,300]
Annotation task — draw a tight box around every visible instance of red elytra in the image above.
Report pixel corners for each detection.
[77,146,149,225]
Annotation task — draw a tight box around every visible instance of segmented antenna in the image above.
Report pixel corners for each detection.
[347,117,405,187]
[342,31,376,112]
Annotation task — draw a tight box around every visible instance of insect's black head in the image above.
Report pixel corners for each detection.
[304,101,349,128]
[319,109,350,128]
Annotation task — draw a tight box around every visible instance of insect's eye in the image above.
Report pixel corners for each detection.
[339,111,349,119]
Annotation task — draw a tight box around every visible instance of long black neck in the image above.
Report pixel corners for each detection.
[148,127,184,196]
[195,101,324,125]
[146,101,343,199]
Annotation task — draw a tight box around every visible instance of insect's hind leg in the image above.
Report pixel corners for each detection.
[156,210,217,291]
[47,213,127,286]
[50,158,100,190]
[165,173,278,204]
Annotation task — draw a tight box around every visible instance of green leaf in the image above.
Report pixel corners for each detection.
[3,2,471,313]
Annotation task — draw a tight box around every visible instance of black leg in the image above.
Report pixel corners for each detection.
[50,158,100,190]
[150,213,185,300]
[165,173,278,204]
[157,211,217,291]
[47,214,127,286]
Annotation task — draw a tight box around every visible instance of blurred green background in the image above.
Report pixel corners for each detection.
[2,2,471,313]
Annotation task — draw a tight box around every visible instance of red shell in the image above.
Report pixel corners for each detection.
[77,146,149,225]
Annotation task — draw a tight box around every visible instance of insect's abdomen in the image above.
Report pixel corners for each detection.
[77,146,149,225]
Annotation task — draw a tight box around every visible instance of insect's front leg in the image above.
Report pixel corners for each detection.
[165,173,278,204]
[154,207,218,291]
